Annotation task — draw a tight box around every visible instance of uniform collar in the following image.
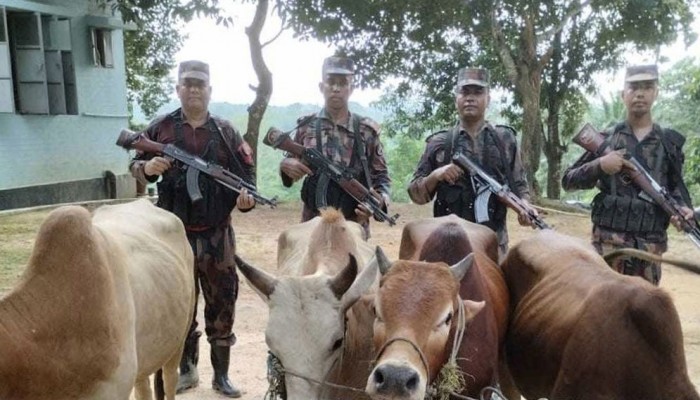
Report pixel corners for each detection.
[618,121,663,139]
[457,120,493,137]
[180,109,211,127]
[318,108,355,132]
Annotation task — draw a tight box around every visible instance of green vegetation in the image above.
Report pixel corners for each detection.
[0,211,49,293]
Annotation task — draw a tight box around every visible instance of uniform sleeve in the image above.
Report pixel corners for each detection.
[229,127,256,185]
[561,151,603,191]
[279,124,307,187]
[407,139,441,204]
[667,142,694,208]
[505,133,530,200]
[129,121,161,185]
[366,131,391,197]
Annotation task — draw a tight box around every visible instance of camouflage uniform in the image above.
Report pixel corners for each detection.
[130,108,255,346]
[281,107,391,230]
[408,122,530,257]
[562,122,691,285]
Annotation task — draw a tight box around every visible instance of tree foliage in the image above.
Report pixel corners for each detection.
[101,0,230,119]
[274,0,697,198]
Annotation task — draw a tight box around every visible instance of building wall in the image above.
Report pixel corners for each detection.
[0,0,136,209]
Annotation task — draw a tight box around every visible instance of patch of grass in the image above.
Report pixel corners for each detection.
[0,211,47,294]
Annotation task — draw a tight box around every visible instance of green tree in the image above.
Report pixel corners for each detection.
[654,57,700,204]
[105,0,228,119]
[275,0,697,198]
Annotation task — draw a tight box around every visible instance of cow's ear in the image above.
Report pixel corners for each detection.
[340,253,379,313]
[449,253,474,282]
[374,246,392,275]
[462,300,485,324]
[235,255,277,302]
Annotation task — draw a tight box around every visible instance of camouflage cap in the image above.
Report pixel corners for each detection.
[456,67,489,88]
[625,64,658,83]
[178,60,210,82]
[322,56,355,76]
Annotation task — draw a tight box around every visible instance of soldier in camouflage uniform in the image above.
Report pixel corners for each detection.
[130,60,252,397]
[279,56,391,235]
[562,65,695,285]
[408,67,537,259]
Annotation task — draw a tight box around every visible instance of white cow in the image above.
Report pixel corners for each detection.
[0,199,194,400]
[237,208,378,400]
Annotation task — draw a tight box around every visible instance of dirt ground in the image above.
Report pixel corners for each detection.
[2,200,700,399]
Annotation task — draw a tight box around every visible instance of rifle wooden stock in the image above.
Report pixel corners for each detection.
[572,123,700,248]
[264,127,399,225]
[116,129,277,208]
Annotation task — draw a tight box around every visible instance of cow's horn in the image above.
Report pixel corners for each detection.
[330,254,358,299]
[375,246,392,275]
[235,255,277,299]
[449,253,474,281]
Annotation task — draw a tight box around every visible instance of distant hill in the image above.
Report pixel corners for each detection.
[131,100,386,128]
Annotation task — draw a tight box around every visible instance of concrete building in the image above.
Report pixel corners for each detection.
[0,0,137,210]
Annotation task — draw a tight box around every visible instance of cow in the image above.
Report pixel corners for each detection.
[0,199,195,400]
[366,217,512,400]
[502,230,700,400]
[236,208,379,400]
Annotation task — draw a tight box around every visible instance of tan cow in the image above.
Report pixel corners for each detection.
[366,218,511,400]
[236,208,378,400]
[0,199,194,400]
[502,230,700,400]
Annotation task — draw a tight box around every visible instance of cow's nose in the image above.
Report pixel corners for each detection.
[371,364,420,396]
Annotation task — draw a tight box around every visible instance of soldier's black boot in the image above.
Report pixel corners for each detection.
[211,345,242,398]
[176,332,201,393]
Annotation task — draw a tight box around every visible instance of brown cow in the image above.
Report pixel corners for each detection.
[502,230,700,400]
[366,218,511,399]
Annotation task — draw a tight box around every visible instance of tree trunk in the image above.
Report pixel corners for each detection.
[516,71,543,198]
[545,109,563,199]
[244,0,272,186]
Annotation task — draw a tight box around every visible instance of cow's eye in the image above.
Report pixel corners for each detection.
[331,337,343,352]
[444,312,453,326]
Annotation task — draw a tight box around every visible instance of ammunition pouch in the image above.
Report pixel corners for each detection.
[158,168,235,227]
[433,181,505,231]
[591,193,670,234]
[301,172,361,221]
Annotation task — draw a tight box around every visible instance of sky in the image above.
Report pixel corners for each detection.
[172,3,382,107]
[172,3,700,108]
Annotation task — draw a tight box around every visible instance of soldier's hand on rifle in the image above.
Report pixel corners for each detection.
[355,189,385,224]
[433,164,464,185]
[236,188,256,211]
[355,204,372,225]
[671,206,695,231]
[599,150,635,175]
[518,198,539,228]
[280,158,313,181]
[144,156,172,177]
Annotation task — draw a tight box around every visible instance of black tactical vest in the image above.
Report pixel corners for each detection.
[156,110,237,227]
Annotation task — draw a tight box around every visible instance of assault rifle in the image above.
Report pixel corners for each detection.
[573,123,700,249]
[452,153,551,230]
[263,127,399,226]
[116,129,277,208]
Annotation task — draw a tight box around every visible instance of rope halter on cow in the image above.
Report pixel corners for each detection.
[264,351,367,399]
[425,296,507,400]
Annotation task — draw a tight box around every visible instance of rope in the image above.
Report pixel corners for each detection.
[263,352,365,399]
[374,336,431,379]
[533,203,589,218]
